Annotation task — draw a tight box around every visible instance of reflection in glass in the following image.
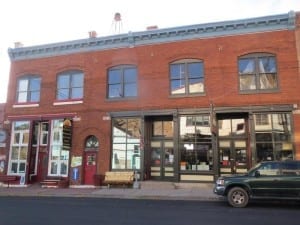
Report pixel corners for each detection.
[20,147,28,160]
[151,148,161,165]
[51,162,58,174]
[19,163,26,173]
[9,121,30,174]
[165,148,174,165]
[170,60,204,95]
[11,163,18,173]
[254,113,293,162]
[108,66,137,98]
[11,147,19,160]
[14,121,30,131]
[153,121,173,137]
[60,162,67,175]
[218,119,245,137]
[112,118,141,170]
[57,70,84,100]
[239,55,277,91]
[180,115,212,171]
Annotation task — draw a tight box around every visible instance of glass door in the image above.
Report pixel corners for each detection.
[219,139,248,175]
[218,117,248,176]
[150,141,174,180]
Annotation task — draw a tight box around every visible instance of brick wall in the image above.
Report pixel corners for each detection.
[5,22,300,177]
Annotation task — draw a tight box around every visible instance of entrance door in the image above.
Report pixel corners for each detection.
[218,117,248,176]
[150,141,174,180]
[37,150,48,182]
[219,139,247,175]
[84,152,97,185]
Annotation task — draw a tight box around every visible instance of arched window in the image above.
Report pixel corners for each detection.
[170,59,204,95]
[56,70,84,100]
[16,75,41,103]
[107,65,137,99]
[85,135,99,149]
[239,53,278,92]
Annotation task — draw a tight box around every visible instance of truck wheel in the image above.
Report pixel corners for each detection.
[227,187,249,208]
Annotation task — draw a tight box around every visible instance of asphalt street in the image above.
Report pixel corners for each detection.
[1,197,300,225]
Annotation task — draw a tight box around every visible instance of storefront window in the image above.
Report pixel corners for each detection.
[254,113,293,162]
[49,119,69,176]
[112,118,141,170]
[179,115,213,171]
[8,121,30,175]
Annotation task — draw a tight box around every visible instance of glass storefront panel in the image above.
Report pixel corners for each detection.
[49,119,69,176]
[180,115,213,172]
[11,147,19,160]
[254,113,294,162]
[112,118,141,170]
[8,121,30,175]
[20,147,28,160]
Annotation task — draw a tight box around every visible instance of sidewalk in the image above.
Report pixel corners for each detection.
[0,181,220,201]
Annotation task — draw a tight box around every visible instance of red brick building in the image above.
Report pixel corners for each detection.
[2,11,300,186]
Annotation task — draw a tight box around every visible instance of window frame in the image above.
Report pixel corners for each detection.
[254,113,294,163]
[170,59,205,96]
[111,117,141,170]
[16,75,41,104]
[56,70,84,101]
[107,65,138,99]
[238,53,278,93]
[179,115,213,172]
[8,121,30,175]
[48,119,69,177]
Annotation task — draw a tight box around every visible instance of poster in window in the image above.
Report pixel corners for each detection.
[63,119,72,150]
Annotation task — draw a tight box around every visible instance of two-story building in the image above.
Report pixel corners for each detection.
[2,11,300,186]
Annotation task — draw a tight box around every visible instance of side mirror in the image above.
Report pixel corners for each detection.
[255,170,260,177]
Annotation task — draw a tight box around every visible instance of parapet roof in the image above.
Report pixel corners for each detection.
[8,11,296,61]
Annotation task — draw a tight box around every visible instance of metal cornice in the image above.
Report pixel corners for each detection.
[8,11,296,61]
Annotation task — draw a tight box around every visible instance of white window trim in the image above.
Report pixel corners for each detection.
[48,119,69,177]
[53,100,83,106]
[13,103,39,108]
[8,122,30,175]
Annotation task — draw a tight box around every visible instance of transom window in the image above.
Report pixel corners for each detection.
[108,65,137,99]
[56,70,84,100]
[85,135,99,149]
[170,59,204,95]
[239,53,278,92]
[152,120,174,137]
[16,75,41,103]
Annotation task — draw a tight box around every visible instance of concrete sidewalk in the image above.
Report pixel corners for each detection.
[0,181,220,201]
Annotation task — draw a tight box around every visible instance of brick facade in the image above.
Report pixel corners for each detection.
[3,11,300,185]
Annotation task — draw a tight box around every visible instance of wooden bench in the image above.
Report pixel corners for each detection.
[103,171,134,188]
[0,175,18,188]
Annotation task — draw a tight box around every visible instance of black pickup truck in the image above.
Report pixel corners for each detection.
[214,160,300,207]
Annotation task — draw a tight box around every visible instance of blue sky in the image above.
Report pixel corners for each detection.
[1,0,300,103]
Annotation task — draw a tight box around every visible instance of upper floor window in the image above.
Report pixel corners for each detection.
[16,75,41,103]
[170,59,204,95]
[56,70,84,101]
[239,53,278,92]
[108,65,137,99]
